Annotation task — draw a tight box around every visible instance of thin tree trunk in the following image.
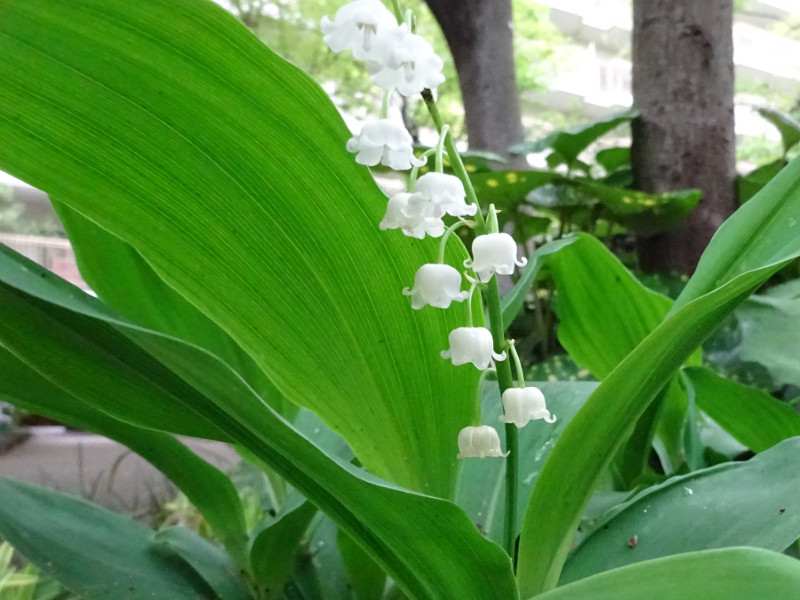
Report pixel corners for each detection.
[424,0,525,160]
[632,0,737,274]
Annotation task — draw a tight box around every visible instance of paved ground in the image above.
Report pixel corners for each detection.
[0,428,240,521]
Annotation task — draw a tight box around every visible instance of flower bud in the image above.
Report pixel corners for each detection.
[457,425,508,459]
[499,387,556,428]
[380,193,444,238]
[441,327,506,370]
[465,233,527,282]
[402,264,469,309]
[347,119,426,171]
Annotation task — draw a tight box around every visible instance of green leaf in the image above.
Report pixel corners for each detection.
[500,237,576,328]
[0,478,218,600]
[757,107,800,155]
[249,496,317,598]
[510,109,638,166]
[52,200,293,418]
[0,0,476,498]
[595,147,630,173]
[560,437,800,583]
[732,282,800,388]
[155,527,252,600]
[455,381,598,544]
[738,160,785,205]
[516,152,800,597]
[471,170,559,210]
[0,248,515,600]
[534,548,800,600]
[337,529,387,600]
[685,366,800,453]
[545,234,698,481]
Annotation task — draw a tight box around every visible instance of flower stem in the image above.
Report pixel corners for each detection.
[486,276,518,561]
[422,88,516,560]
[380,90,392,119]
[421,89,486,230]
[508,340,526,388]
[437,219,468,263]
[408,148,437,192]
[390,0,403,22]
[435,125,449,173]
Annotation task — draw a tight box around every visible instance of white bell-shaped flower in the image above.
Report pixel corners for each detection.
[499,387,556,428]
[465,233,527,282]
[369,26,445,95]
[441,327,506,370]
[404,173,477,219]
[320,0,399,62]
[347,119,426,171]
[380,193,444,238]
[402,264,469,309]
[457,425,509,459]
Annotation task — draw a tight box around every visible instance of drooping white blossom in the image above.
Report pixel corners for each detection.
[499,387,556,428]
[380,193,444,238]
[369,25,445,95]
[404,173,477,219]
[320,0,399,62]
[346,119,426,170]
[457,425,508,459]
[441,327,506,370]
[465,233,527,282]
[402,263,469,309]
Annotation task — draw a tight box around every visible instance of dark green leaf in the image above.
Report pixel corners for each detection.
[561,437,800,583]
[757,107,800,155]
[738,160,786,205]
[686,366,800,453]
[337,529,386,600]
[595,147,630,173]
[510,109,638,165]
[534,548,800,600]
[249,496,317,598]
[0,478,218,600]
[155,527,252,600]
[471,170,559,210]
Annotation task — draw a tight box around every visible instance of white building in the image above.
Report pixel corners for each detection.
[529,0,800,144]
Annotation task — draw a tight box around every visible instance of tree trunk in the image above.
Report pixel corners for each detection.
[424,0,525,160]
[632,0,736,274]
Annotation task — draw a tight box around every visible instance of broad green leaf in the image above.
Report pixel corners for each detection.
[249,496,317,598]
[546,234,697,482]
[471,170,558,210]
[685,366,800,453]
[0,248,515,600]
[757,107,800,155]
[534,548,800,600]
[0,344,249,565]
[455,381,598,544]
[52,200,293,417]
[510,109,638,166]
[738,159,785,204]
[337,529,386,600]
[517,154,800,597]
[560,437,800,583]
[0,478,218,600]
[500,237,576,328]
[0,0,477,498]
[155,527,252,600]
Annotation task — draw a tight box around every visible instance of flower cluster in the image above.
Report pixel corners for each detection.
[322,1,554,462]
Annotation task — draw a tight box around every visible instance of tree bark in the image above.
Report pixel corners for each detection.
[632,0,737,274]
[424,0,525,160]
